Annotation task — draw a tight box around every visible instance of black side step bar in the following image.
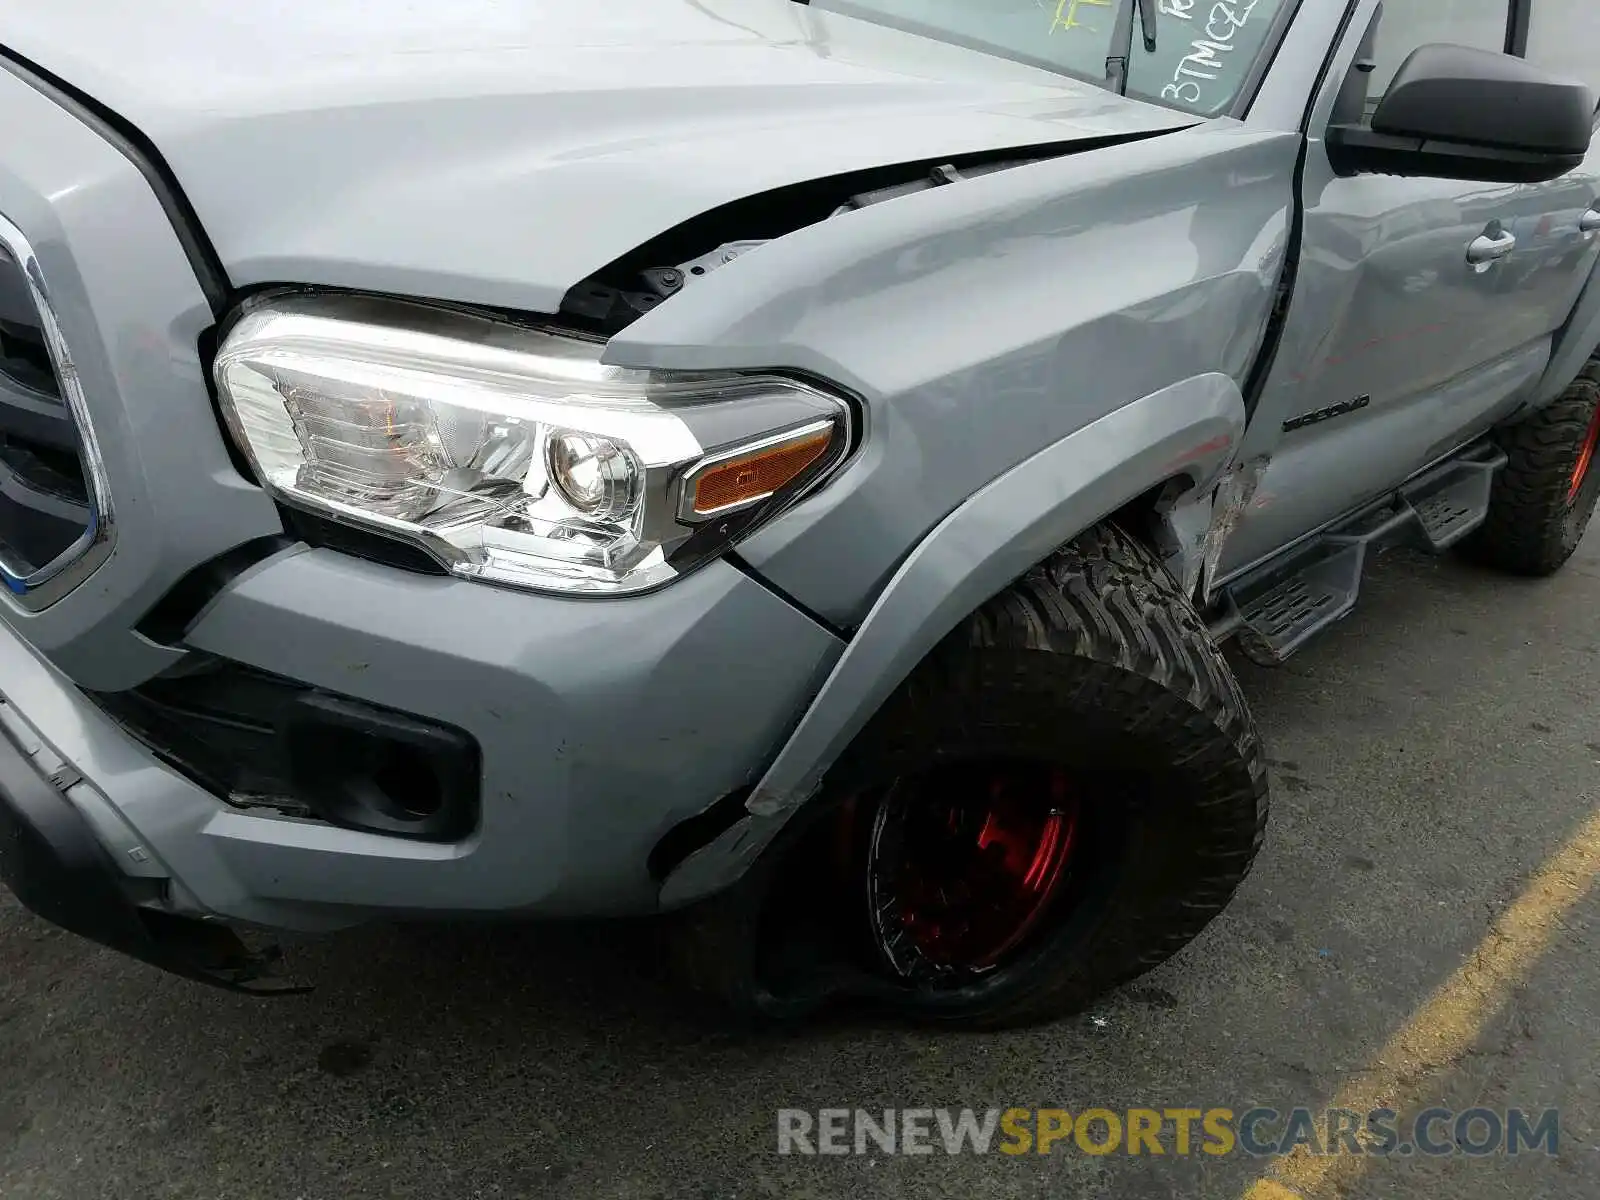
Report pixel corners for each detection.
[1208,442,1507,664]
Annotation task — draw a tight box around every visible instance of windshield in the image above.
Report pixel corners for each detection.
[813,0,1294,116]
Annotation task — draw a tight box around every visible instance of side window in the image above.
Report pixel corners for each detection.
[1526,0,1600,99]
[1365,0,1515,107]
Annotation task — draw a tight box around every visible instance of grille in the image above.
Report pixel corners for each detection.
[0,217,106,606]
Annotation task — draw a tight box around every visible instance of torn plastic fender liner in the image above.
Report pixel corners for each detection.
[657,372,1247,909]
[1201,455,1271,607]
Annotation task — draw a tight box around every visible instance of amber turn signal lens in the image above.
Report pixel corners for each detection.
[689,428,833,516]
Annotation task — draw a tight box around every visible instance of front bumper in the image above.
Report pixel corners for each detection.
[0,60,843,971]
[0,710,294,992]
[0,552,841,941]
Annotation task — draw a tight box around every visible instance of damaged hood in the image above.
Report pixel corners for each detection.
[2,0,1191,313]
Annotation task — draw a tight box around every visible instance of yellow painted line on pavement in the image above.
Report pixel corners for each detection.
[1242,805,1600,1200]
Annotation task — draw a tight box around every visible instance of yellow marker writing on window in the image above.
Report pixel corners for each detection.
[1052,0,1113,34]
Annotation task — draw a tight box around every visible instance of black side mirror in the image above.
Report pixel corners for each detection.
[1329,44,1596,184]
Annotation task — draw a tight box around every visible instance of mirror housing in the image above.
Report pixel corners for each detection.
[1329,44,1596,184]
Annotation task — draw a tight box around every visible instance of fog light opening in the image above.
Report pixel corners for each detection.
[283,692,480,841]
[371,748,443,821]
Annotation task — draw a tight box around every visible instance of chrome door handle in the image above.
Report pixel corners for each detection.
[1581,208,1600,234]
[1467,229,1517,268]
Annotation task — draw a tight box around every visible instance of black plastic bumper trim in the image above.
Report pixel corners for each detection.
[0,720,301,993]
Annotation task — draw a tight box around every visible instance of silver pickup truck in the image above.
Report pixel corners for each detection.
[2,0,1597,1028]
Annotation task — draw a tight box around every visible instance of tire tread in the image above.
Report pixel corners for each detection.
[674,522,1269,1029]
[1463,360,1600,576]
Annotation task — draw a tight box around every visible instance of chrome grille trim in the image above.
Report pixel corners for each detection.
[0,211,114,610]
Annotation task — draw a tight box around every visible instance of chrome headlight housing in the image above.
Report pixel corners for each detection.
[214,295,853,595]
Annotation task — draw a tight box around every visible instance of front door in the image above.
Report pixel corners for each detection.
[1215,0,1584,582]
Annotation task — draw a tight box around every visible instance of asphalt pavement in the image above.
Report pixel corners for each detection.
[2,528,1599,1200]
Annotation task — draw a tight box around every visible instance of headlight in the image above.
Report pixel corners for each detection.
[214,294,852,594]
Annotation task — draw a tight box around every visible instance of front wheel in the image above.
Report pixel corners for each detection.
[672,522,1270,1029]
[1462,359,1600,576]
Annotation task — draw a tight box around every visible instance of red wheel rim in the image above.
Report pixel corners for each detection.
[1570,405,1600,505]
[866,764,1080,979]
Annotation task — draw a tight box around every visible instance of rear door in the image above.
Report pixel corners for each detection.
[1216,0,1576,581]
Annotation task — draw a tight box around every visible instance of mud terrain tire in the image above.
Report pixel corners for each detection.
[1463,359,1600,576]
[672,522,1270,1029]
